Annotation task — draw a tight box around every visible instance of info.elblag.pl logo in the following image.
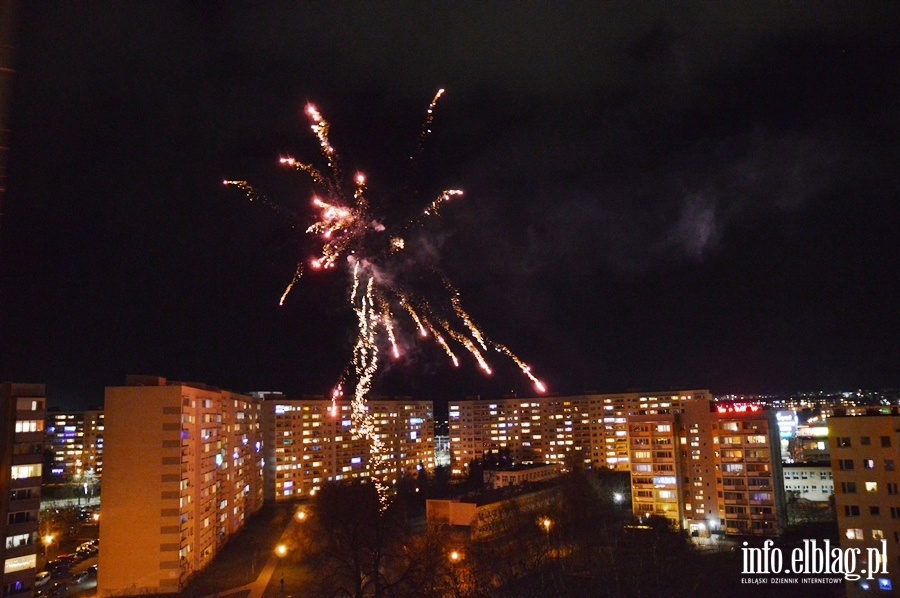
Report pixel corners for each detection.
[741,539,890,586]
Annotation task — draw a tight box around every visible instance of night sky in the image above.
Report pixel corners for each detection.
[1,3,897,408]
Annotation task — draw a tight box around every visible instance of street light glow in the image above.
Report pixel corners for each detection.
[275,543,288,557]
[449,550,461,562]
[295,510,306,522]
[541,517,552,532]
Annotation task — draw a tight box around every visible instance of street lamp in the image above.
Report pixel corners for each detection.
[294,510,306,522]
[449,550,461,563]
[540,517,552,555]
[275,543,288,557]
[43,534,55,561]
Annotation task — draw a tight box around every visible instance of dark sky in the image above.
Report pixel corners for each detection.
[1,3,897,408]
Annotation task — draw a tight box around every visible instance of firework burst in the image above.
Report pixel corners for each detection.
[226,91,545,508]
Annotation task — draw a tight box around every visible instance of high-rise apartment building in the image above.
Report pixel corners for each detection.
[97,376,264,596]
[829,408,898,596]
[629,399,786,538]
[1,383,45,598]
[448,391,709,475]
[45,410,104,480]
[261,396,434,500]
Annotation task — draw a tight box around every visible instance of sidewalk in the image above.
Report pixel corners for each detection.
[202,515,298,598]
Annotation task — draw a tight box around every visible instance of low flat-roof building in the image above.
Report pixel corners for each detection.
[782,462,833,502]
[483,463,561,489]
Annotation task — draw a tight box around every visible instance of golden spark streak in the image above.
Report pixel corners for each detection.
[279,263,304,306]
[439,320,492,374]
[412,88,446,160]
[423,189,463,217]
[305,103,337,170]
[399,298,428,337]
[451,296,487,350]
[494,342,546,393]
[422,318,459,367]
[278,157,327,186]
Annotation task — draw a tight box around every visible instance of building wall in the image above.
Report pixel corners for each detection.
[782,463,833,502]
[483,464,561,489]
[448,390,709,476]
[1,383,46,598]
[628,413,682,527]
[45,410,104,481]
[829,411,899,597]
[628,399,786,538]
[264,397,434,500]
[98,377,263,596]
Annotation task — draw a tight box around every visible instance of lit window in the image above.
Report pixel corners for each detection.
[845,528,863,540]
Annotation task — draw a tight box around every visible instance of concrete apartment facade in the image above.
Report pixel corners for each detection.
[448,390,710,475]
[1,383,45,598]
[829,409,899,596]
[97,377,264,596]
[45,410,104,480]
[782,462,833,502]
[629,399,787,538]
[261,396,434,500]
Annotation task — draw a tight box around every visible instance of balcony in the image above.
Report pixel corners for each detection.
[8,496,40,512]
[5,520,39,537]
[748,484,772,491]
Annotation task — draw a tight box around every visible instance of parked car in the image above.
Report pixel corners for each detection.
[87,564,98,578]
[70,569,90,583]
[46,561,71,579]
[35,571,51,587]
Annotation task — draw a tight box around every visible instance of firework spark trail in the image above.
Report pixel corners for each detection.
[439,320,493,375]
[423,318,460,367]
[493,342,547,393]
[411,88,445,162]
[279,263,304,306]
[279,157,329,188]
[223,180,303,229]
[374,294,401,359]
[305,103,337,172]
[451,296,488,350]
[399,297,428,338]
[349,275,391,509]
[423,189,463,217]
[228,90,546,509]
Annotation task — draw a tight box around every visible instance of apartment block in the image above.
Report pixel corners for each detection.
[45,410,104,480]
[448,391,709,475]
[782,462,833,502]
[790,422,831,462]
[629,399,786,538]
[97,376,264,596]
[829,408,899,596]
[1,383,46,598]
[261,396,434,500]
